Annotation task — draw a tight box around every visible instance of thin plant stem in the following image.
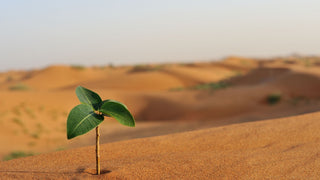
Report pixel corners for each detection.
[96,126,100,175]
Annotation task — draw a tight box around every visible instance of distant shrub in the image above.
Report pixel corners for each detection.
[298,57,315,67]
[108,63,114,68]
[233,71,243,77]
[12,117,24,127]
[71,65,86,70]
[25,107,36,118]
[240,60,248,65]
[9,83,30,91]
[32,123,44,138]
[283,60,296,64]
[267,93,282,105]
[129,64,163,73]
[170,81,230,91]
[191,82,229,90]
[55,147,66,151]
[304,60,312,67]
[30,133,40,139]
[3,151,34,161]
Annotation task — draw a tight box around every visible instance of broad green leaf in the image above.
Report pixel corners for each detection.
[76,86,102,110]
[67,104,104,139]
[100,100,135,127]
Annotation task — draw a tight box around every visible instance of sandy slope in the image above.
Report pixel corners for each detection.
[1,111,320,179]
[1,56,320,167]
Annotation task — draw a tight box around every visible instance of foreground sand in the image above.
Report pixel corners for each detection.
[1,111,320,179]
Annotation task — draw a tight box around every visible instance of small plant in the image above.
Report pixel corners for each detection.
[267,93,282,105]
[170,81,229,91]
[169,87,185,92]
[30,133,40,139]
[67,86,135,175]
[129,64,163,73]
[108,63,114,68]
[3,151,34,161]
[9,83,30,91]
[71,65,86,70]
[12,117,24,127]
[25,107,36,118]
[191,82,229,90]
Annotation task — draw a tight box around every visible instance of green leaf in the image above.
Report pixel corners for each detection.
[67,104,104,139]
[100,100,135,127]
[75,86,102,110]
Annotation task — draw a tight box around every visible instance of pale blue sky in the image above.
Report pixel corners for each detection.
[1,0,320,71]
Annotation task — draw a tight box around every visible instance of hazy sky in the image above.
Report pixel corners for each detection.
[1,0,320,71]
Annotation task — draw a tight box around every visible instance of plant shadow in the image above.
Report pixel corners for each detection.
[77,167,111,175]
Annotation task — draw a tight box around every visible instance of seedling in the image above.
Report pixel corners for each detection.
[67,86,135,175]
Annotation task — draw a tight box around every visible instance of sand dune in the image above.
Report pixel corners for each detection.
[1,56,320,179]
[272,72,320,98]
[1,111,320,179]
[227,67,291,86]
[21,65,112,90]
[77,71,185,92]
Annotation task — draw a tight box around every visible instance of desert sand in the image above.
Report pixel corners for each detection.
[1,111,320,179]
[1,56,320,179]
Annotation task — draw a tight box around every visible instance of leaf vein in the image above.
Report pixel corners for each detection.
[81,88,93,106]
[70,112,94,136]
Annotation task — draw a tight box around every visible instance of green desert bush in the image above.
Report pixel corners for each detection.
[191,82,229,90]
[108,63,114,68]
[71,65,86,70]
[25,107,36,118]
[169,87,185,91]
[267,93,282,105]
[9,83,30,91]
[3,151,34,161]
[171,81,230,91]
[30,133,40,139]
[12,117,24,127]
[129,64,164,73]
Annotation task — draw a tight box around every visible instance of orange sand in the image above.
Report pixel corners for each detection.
[1,56,320,179]
[1,111,320,179]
